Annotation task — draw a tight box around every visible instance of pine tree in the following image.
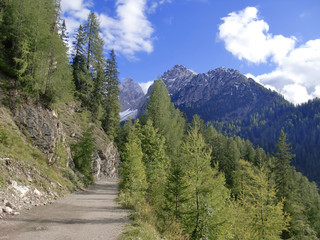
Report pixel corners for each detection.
[83,12,106,119]
[0,0,73,103]
[102,49,120,139]
[71,25,92,105]
[274,130,295,201]
[71,127,95,185]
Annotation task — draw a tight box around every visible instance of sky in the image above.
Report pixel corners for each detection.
[61,0,320,104]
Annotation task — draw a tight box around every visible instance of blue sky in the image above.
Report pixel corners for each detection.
[61,0,320,104]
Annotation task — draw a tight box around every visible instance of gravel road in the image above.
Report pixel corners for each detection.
[0,179,129,240]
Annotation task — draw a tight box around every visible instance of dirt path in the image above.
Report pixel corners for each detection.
[0,179,129,240]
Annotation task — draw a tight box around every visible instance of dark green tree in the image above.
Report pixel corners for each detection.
[71,25,92,105]
[274,130,295,201]
[102,49,120,139]
[71,127,95,185]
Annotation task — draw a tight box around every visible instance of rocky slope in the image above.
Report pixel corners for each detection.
[0,92,120,218]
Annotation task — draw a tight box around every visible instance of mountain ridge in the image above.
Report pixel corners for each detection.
[120,64,288,122]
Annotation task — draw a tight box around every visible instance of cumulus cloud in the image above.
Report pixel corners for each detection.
[256,39,320,104]
[219,7,296,64]
[219,7,320,104]
[61,0,169,59]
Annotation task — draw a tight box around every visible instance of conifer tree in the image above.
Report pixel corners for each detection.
[182,116,230,239]
[139,119,169,215]
[145,77,185,158]
[83,12,106,118]
[0,0,73,103]
[102,49,120,139]
[119,120,148,208]
[232,159,289,240]
[72,25,92,105]
[274,130,295,201]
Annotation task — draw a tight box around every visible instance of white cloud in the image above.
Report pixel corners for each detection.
[139,80,154,94]
[61,0,170,59]
[218,7,296,64]
[281,84,312,104]
[256,39,320,104]
[219,7,320,104]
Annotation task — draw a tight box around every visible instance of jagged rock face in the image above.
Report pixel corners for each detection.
[119,78,145,111]
[162,65,196,94]
[13,101,120,179]
[166,67,282,122]
[92,142,119,179]
[14,102,73,167]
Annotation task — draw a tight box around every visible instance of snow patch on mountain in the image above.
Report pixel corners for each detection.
[139,81,154,95]
[120,109,138,122]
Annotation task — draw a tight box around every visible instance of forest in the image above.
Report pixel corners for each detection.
[118,78,320,239]
[1,1,320,239]
[212,97,320,186]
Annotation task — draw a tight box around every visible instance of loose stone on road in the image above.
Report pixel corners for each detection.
[0,179,129,240]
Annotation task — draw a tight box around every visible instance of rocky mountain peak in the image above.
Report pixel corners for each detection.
[162,65,196,93]
[119,78,144,94]
[119,77,145,121]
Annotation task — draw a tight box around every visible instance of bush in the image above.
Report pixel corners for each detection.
[71,127,95,185]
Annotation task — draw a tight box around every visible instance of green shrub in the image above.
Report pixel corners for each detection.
[71,127,95,185]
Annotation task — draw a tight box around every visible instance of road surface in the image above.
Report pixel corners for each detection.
[0,179,129,240]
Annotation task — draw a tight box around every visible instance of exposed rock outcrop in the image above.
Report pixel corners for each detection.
[14,102,73,167]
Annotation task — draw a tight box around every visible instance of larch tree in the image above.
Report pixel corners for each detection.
[182,116,230,240]
[138,119,169,216]
[232,159,289,240]
[119,120,148,208]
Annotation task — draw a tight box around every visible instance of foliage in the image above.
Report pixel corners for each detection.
[102,49,121,139]
[119,81,320,240]
[0,0,73,104]
[71,127,95,185]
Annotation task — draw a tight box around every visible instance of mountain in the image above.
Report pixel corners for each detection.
[162,65,288,122]
[119,78,145,121]
[119,65,288,122]
[119,65,320,185]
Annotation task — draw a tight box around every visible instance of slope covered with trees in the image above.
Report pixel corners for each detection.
[118,78,320,240]
[0,0,121,185]
[212,98,320,185]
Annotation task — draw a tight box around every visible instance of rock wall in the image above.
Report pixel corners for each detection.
[92,142,119,179]
[14,102,73,168]
[13,101,120,179]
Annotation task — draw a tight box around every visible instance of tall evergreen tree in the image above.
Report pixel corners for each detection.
[83,12,106,118]
[71,25,91,105]
[102,49,120,139]
[274,130,295,202]
[0,0,73,103]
